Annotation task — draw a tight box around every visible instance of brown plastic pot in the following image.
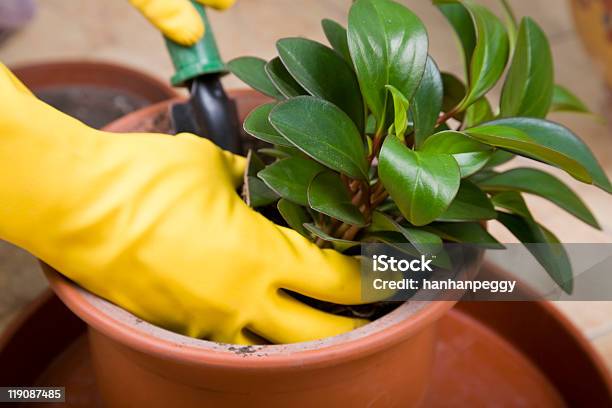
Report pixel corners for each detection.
[11,61,178,128]
[42,90,472,408]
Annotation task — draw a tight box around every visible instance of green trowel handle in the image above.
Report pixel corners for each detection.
[164,1,226,86]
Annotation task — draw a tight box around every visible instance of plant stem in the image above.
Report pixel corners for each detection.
[342,225,362,241]
[334,222,352,237]
[436,106,460,126]
[314,237,327,248]
[371,191,389,208]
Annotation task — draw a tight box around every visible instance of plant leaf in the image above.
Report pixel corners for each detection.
[464,123,592,184]
[379,137,461,226]
[445,1,509,111]
[499,0,518,52]
[348,0,428,126]
[370,211,443,254]
[490,191,531,219]
[412,57,444,147]
[277,199,311,237]
[322,19,352,63]
[277,38,364,130]
[227,57,284,99]
[385,85,410,139]
[243,103,292,146]
[265,57,307,98]
[441,72,467,121]
[257,146,301,160]
[481,118,612,192]
[258,156,325,206]
[484,150,514,168]
[426,222,504,248]
[464,97,493,128]
[303,223,359,252]
[438,180,496,221]
[497,212,573,293]
[550,84,590,113]
[479,167,599,228]
[307,171,366,226]
[269,96,369,180]
[500,17,554,118]
[421,130,492,178]
[436,2,476,75]
[243,151,278,207]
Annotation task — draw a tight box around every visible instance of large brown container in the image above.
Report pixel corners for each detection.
[41,90,469,408]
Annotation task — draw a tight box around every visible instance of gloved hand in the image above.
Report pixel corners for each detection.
[0,64,368,344]
[129,0,235,46]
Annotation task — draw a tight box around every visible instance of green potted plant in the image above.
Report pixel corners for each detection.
[229,0,609,294]
[44,0,611,406]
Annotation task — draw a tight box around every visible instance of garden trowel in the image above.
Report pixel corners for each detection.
[164,0,242,154]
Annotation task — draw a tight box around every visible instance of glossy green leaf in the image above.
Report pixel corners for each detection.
[370,211,443,254]
[385,85,410,139]
[412,57,444,147]
[379,137,461,226]
[426,222,504,248]
[303,223,359,252]
[436,2,476,74]
[227,57,283,99]
[265,57,306,98]
[479,167,599,228]
[269,96,368,180]
[421,130,492,178]
[257,146,301,160]
[441,72,467,121]
[464,123,592,184]
[321,19,352,63]
[438,180,496,221]
[497,212,573,293]
[499,0,518,51]
[491,191,531,219]
[500,18,553,118]
[243,103,292,146]
[277,38,364,130]
[348,0,428,125]
[258,156,325,206]
[550,85,590,113]
[450,1,510,110]
[243,151,278,207]
[307,171,366,226]
[484,150,514,168]
[483,118,612,192]
[464,97,493,128]
[277,199,311,237]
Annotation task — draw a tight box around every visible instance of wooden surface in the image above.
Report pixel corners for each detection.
[0,0,611,372]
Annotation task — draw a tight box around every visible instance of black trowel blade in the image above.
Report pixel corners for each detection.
[170,101,199,135]
[169,75,242,155]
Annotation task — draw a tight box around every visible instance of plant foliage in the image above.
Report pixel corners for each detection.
[230,0,609,294]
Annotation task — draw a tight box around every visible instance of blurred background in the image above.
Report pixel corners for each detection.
[0,0,611,370]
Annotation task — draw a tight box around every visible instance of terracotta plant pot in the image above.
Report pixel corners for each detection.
[42,90,477,408]
[11,61,178,128]
[571,0,612,87]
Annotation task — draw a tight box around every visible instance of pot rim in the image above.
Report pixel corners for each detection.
[44,264,456,369]
[10,60,178,102]
[43,90,460,369]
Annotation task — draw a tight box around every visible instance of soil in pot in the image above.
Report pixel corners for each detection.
[12,61,178,129]
[35,86,152,129]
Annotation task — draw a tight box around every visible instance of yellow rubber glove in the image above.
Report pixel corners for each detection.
[0,64,368,344]
[130,0,236,46]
